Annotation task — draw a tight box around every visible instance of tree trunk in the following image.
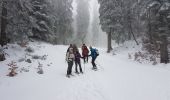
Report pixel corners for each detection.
[160,36,169,64]
[0,0,8,47]
[129,18,139,45]
[148,9,153,44]
[0,52,5,61]
[107,28,112,53]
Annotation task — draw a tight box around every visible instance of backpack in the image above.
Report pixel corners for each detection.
[66,48,74,61]
[95,49,99,56]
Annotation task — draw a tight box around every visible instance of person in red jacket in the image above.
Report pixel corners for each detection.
[82,44,89,63]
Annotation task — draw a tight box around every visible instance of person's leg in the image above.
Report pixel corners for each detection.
[91,58,95,68]
[93,57,97,68]
[83,56,86,63]
[78,62,83,73]
[84,56,87,63]
[67,62,71,75]
[91,57,97,69]
[70,61,73,74]
[75,61,78,72]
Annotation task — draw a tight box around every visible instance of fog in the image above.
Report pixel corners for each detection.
[72,0,107,47]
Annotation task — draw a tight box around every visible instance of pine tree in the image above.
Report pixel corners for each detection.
[98,0,115,52]
[6,0,32,42]
[143,0,170,63]
[29,0,55,42]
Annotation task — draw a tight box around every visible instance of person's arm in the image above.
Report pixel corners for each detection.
[88,52,91,57]
[67,47,69,52]
[80,54,84,59]
[66,52,69,62]
[78,53,82,59]
[81,46,83,50]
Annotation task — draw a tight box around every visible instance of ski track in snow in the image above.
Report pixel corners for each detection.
[0,42,170,100]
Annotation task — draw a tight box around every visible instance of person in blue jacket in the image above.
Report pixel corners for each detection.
[89,46,99,69]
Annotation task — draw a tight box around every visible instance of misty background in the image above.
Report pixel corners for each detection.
[0,0,169,63]
[72,0,107,47]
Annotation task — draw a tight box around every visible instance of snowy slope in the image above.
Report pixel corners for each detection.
[0,42,170,100]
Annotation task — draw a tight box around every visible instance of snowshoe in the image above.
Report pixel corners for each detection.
[70,74,75,76]
[80,71,83,74]
[75,72,79,74]
[92,67,98,71]
[66,75,70,78]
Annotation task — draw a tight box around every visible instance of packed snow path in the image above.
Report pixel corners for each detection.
[0,42,170,100]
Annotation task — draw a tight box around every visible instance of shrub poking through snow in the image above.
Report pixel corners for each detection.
[41,55,48,60]
[128,53,132,59]
[32,55,40,59]
[20,67,29,73]
[0,47,8,61]
[37,62,44,74]
[18,58,25,62]
[32,55,47,60]
[0,53,5,61]
[133,51,158,65]
[17,41,28,48]
[25,59,32,63]
[25,47,34,53]
[7,61,18,77]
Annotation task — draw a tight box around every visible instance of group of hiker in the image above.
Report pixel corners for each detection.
[65,44,99,78]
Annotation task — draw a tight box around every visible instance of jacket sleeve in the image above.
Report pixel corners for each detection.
[66,52,69,62]
[87,48,89,53]
[78,53,82,58]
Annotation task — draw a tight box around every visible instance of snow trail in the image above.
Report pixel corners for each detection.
[0,42,170,100]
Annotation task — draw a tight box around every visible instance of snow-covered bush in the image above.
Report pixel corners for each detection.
[133,51,158,65]
[7,61,18,77]
[17,41,29,48]
[0,47,7,61]
[37,62,43,74]
[20,67,29,73]
[32,55,47,60]
[25,47,34,53]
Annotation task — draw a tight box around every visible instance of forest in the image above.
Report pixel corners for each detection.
[0,0,170,63]
[0,0,170,100]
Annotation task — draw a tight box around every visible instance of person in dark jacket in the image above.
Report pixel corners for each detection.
[82,44,89,63]
[74,50,83,74]
[89,46,98,69]
[73,44,78,54]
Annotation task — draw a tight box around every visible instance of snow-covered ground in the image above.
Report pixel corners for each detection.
[0,41,170,100]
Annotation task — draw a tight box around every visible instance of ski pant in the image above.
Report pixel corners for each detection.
[83,55,88,63]
[91,57,97,68]
[67,61,73,75]
[75,61,83,73]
